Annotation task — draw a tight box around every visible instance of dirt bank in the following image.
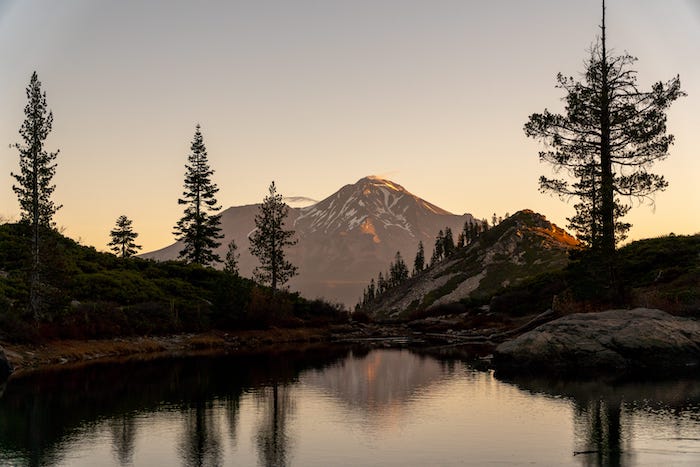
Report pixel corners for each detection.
[1,327,337,375]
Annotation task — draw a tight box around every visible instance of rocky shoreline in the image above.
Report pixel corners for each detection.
[3,308,699,381]
[494,308,700,376]
[0,323,438,378]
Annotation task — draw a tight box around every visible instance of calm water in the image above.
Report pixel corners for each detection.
[1,347,699,466]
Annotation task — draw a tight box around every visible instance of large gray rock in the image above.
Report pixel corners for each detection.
[0,346,12,382]
[494,308,700,375]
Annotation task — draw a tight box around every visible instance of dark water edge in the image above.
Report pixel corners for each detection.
[1,344,699,466]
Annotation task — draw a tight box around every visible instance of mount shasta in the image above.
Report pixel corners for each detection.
[143,176,477,306]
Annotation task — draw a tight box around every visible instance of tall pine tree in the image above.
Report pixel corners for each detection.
[249,181,298,292]
[173,124,223,266]
[525,0,683,255]
[11,71,62,319]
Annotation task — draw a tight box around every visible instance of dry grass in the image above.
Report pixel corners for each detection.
[1,327,334,375]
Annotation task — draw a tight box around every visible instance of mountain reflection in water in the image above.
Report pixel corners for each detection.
[0,347,698,466]
[302,349,447,411]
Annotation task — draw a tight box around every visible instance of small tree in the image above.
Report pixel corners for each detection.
[389,251,409,287]
[173,124,223,265]
[431,230,444,265]
[108,215,141,258]
[11,72,62,319]
[249,181,298,292]
[223,239,240,277]
[413,240,425,275]
[443,226,455,257]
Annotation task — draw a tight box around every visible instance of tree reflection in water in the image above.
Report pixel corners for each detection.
[109,414,137,466]
[178,399,222,467]
[573,399,628,467]
[255,382,294,467]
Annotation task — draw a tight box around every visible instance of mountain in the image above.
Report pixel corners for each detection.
[142,176,477,306]
[365,210,582,319]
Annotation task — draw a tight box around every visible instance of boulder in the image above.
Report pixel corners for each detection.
[0,346,12,382]
[494,308,700,375]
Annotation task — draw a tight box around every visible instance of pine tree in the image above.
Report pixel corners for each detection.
[377,272,387,294]
[108,215,141,258]
[431,230,444,265]
[173,124,223,266]
[413,240,425,275]
[525,0,683,255]
[249,181,298,292]
[443,227,455,257]
[11,72,62,319]
[223,239,240,276]
[456,232,465,249]
[389,251,409,287]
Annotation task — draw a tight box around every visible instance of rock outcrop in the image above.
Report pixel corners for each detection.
[494,308,700,375]
[0,346,12,382]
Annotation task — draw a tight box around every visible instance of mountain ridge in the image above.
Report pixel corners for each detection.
[364,209,582,319]
[142,176,477,306]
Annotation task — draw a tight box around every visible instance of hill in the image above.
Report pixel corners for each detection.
[364,210,582,319]
[0,223,346,342]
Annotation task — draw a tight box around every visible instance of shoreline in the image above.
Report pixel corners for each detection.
[1,327,339,376]
[0,319,518,379]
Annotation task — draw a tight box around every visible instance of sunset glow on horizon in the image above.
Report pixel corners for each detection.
[1,0,698,252]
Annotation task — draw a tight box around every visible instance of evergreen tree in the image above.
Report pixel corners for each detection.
[377,271,387,294]
[456,232,465,249]
[431,230,444,265]
[108,215,141,258]
[173,124,223,266]
[249,181,298,292]
[413,240,425,275]
[525,0,683,255]
[11,72,62,319]
[223,239,240,276]
[443,227,455,257]
[389,251,409,287]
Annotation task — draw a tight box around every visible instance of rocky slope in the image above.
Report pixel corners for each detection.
[142,176,477,306]
[368,210,581,319]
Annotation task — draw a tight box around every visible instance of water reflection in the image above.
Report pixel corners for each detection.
[499,375,700,466]
[109,414,137,466]
[179,400,222,467]
[303,349,448,412]
[255,383,294,467]
[0,348,698,466]
[573,399,626,466]
[0,346,348,466]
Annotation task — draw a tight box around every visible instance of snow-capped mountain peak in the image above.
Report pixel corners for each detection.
[294,176,455,236]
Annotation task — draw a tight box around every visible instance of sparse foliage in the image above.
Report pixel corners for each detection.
[249,181,298,292]
[108,215,141,258]
[524,2,684,253]
[173,124,223,266]
[11,72,62,319]
[413,240,425,275]
[223,239,240,276]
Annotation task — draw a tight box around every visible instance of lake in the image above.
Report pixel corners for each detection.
[1,346,699,466]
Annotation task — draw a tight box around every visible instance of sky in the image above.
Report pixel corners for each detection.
[1,0,698,252]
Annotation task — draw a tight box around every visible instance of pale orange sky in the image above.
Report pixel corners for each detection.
[1,0,698,252]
